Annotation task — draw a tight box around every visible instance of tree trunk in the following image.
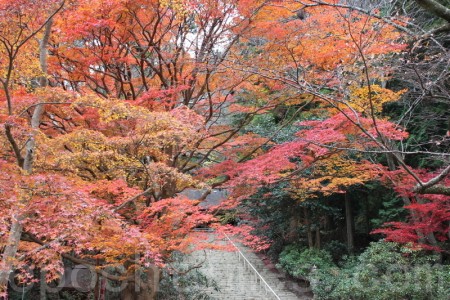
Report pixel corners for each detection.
[415,0,450,22]
[40,271,46,300]
[345,192,354,253]
[303,207,314,248]
[94,276,106,300]
[23,18,53,173]
[414,196,439,248]
[120,268,160,300]
[0,215,23,293]
[288,215,300,242]
[0,17,54,295]
[363,195,370,235]
[315,227,321,249]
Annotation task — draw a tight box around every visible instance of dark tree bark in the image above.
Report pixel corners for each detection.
[345,192,354,253]
[415,0,450,22]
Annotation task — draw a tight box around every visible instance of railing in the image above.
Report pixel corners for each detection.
[191,228,282,299]
[192,227,215,232]
[223,232,282,300]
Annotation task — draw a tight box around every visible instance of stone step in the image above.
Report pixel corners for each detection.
[184,233,307,300]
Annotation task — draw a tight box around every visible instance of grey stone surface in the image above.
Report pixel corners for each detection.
[186,234,310,300]
[180,188,228,208]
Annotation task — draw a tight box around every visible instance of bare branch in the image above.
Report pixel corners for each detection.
[415,0,450,23]
[4,124,24,167]
[415,184,450,196]
[413,165,450,194]
[113,187,153,212]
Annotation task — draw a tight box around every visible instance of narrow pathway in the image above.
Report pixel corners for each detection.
[187,233,312,300]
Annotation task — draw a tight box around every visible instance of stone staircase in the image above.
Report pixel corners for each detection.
[186,233,311,300]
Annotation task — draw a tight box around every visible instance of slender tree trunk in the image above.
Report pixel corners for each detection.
[94,276,106,300]
[288,216,299,242]
[40,271,46,300]
[22,103,45,172]
[315,227,321,249]
[415,0,450,22]
[345,192,354,253]
[0,215,23,293]
[414,196,439,248]
[362,195,370,235]
[303,207,314,248]
[38,19,52,88]
[448,221,450,240]
[120,269,159,300]
[0,18,54,295]
[23,18,53,173]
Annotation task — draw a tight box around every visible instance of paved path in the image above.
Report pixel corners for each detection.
[186,233,312,300]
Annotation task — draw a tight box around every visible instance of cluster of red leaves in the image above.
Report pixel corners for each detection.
[216,224,271,252]
[137,196,216,255]
[86,179,142,205]
[207,112,405,200]
[136,86,191,111]
[373,168,450,250]
[0,165,162,283]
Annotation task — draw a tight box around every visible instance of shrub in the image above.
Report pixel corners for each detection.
[311,241,450,300]
[277,245,335,279]
[323,240,348,262]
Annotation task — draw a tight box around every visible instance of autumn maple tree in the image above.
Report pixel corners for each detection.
[0,0,281,298]
[0,1,223,298]
[197,0,448,253]
[231,1,448,250]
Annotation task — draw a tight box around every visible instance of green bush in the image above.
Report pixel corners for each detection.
[323,240,348,262]
[277,245,335,279]
[311,241,450,300]
[218,211,238,225]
